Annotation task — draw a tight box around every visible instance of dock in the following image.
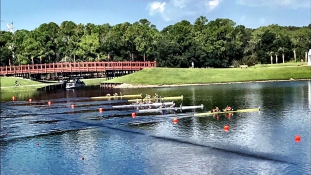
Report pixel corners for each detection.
[100,82,123,88]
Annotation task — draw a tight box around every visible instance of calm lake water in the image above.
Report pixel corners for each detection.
[1,81,310,175]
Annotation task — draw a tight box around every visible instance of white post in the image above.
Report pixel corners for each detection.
[308,49,311,66]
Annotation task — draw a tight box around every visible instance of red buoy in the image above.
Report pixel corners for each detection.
[29,98,32,102]
[82,156,85,160]
[173,118,178,124]
[132,112,136,118]
[295,135,301,142]
[224,125,230,132]
[37,142,40,146]
[99,108,103,112]
[48,101,52,105]
[71,104,75,108]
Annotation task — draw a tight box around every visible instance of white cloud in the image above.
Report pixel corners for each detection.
[172,0,191,9]
[147,0,222,22]
[236,0,310,9]
[147,2,166,15]
[208,0,222,10]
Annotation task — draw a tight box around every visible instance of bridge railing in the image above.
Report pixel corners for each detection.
[0,61,157,75]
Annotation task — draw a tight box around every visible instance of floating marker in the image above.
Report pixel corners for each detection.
[36,142,40,146]
[132,112,136,118]
[224,125,230,132]
[71,104,75,108]
[12,96,16,101]
[29,98,32,102]
[5,133,8,136]
[48,101,52,105]
[295,135,301,142]
[99,108,103,112]
[173,118,178,124]
[82,156,84,160]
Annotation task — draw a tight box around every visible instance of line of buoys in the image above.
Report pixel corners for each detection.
[99,108,103,112]
[132,112,136,118]
[12,96,16,101]
[295,135,301,142]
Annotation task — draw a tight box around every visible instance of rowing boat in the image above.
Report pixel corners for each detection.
[137,104,204,113]
[193,107,260,116]
[128,95,183,102]
[112,101,174,108]
[91,94,142,99]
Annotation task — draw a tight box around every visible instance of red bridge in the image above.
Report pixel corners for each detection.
[0,61,157,76]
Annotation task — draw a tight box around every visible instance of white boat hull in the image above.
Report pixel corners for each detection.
[66,82,85,89]
[112,102,174,108]
[137,104,204,113]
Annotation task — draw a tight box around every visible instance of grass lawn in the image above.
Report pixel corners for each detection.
[82,78,107,85]
[0,76,108,92]
[1,77,45,87]
[107,64,311,85]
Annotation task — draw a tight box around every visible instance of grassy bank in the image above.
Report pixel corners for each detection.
[0,77,48,92]
[107,65,311,85]
[82,78,107,85]
[0,77,108,92]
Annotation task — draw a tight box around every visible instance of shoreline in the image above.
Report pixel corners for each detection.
[113,78,311,88]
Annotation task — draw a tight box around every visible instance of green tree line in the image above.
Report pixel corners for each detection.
[1,16,310,68]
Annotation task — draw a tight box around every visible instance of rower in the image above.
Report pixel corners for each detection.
[160,102,166,115]
[170,102,175,108]
[212,106,219,112]
[160,102,166,108]
[225,105,232,111]
[145,94,151,99]
[154,93,158,98]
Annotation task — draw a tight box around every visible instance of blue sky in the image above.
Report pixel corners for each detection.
[1,0,310,31]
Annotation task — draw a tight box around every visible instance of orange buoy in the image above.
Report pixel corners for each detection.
[71,104,75,108]
[48,101,52,105]
[132,112,136,118]
[295,135,301,142]
[82,156,85,160]
[29,98,32,102]
[224,125,230,132]
[173,118,178,124]
[12,96,16,101]
[99,108,103,112]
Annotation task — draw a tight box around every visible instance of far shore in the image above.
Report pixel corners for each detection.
[114,78,311,89]
[1,64,310,92]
